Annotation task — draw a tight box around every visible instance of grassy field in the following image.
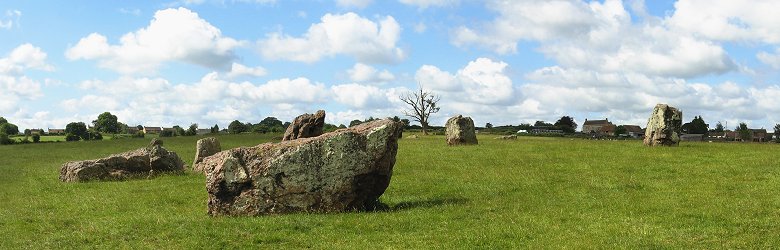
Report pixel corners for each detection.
[1,134,779,248]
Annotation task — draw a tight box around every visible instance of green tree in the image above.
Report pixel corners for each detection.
[228,120,247,134]
[400,119,410,128]
[86,129,103,140]
[349,119,363,127]
[92,112,120,133]
[0,118,19,135]
[211,124,219,134]
[65,133,81,141]
[554,116,577,133]
[713,121,724,133]
[614,125,627,136]
[774,124,780,143]
[534,121,553,127]
[736,122,751,142]
[0,132,12,145]
[683,116,708,134]
[485,123,493,129]
[172,125,185,136]
[160,130,174,137]
[65,122,88,140]
[32,133,41,143]
[185,124,198,136]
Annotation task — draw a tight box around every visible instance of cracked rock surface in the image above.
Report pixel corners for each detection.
[198,119,403,216]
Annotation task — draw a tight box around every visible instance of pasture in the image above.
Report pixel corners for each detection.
[1,134,778,248]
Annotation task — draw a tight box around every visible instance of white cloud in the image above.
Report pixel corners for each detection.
[0,44,49,114]
[757,48,780,69]
[0,10,21,30]
[452,0,736,78]
[399,0,458,9]
[66,7,243,75]
[667,0,780,44]
[0,43,53,75]
[258,12,404,63]
[61,95,121,113]
[346,63,394,83]
[415,58,514,105]
[336,0,372,9]
[225,62,267,79]
[331,83,390,109]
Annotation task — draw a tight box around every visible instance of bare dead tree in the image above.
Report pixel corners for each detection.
[400,86,440,135]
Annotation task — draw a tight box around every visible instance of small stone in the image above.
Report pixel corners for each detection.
[193,137,221,171]
[282,110,326,141]
[445,115,478,145]
[495,135,517,140]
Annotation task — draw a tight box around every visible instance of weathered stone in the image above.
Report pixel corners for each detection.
[199,119,402,216]
[149,138,163,147]
[495,135,517,140]
[445,115,478,145]
[406,134,419,139]
[193,137,221,171]
[282,110,325,141]
[60,140,186,182]
[643,104,683,146]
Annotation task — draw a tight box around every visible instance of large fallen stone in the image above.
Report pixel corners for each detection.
[445,115,478,145]
[282,110,325,141]
[193,137,221,170]
[643,104,683,146]
[198,119,403,216]
[60,140,186,182]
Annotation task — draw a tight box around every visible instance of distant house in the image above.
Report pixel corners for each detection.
[583,119,615,136]
[143,126,162,134]
[48,128,65,135]
[516,130,528,134]
[623,125,644,138]
[751,129,769,142]
[724,129,771,142]
[126,127,139,134]
[29,129,44,135]
[196,129,211,135]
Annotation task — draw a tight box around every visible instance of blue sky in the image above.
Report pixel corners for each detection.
[1,0,779,131]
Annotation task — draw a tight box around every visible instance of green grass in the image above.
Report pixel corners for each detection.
[1,134,779,248]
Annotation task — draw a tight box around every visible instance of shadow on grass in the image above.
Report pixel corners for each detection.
[366,197,469,212]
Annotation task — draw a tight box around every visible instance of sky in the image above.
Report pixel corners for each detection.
[1,0,779,131]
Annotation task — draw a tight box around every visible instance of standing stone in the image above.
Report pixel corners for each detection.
[445,115,478,145]
[59,140,186,182]
[193,137,221,170]
[200,119,403,216]
[282,110,326,141]
[643,104,683,146]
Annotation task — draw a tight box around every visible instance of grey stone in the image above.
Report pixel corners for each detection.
[199,119,403,216]
[60,141,186,182]
[193,137,221,171]
[643,104,683,146]
[495,135,517,140]
[282,110,325,141]
[445,115,478,145]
